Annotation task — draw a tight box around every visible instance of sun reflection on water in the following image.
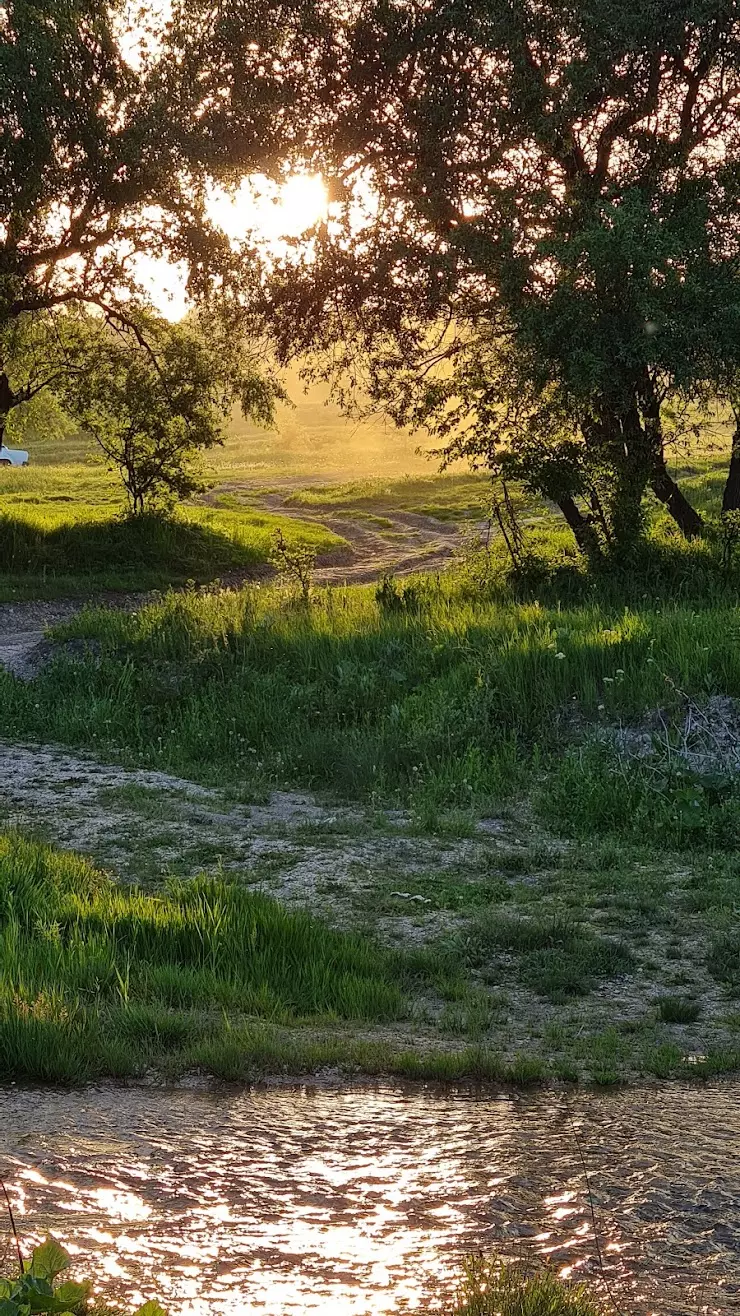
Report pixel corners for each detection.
[0,1083,736,1315]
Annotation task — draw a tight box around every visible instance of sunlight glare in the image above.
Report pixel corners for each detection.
[209,174,328,244]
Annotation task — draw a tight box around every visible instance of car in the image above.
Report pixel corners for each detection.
[0,446,28,466]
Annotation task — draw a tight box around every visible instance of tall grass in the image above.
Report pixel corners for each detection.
[452,1257,605,1316]
[0,833,408,1082]
[4,566,740,837]
[0,507,343,593]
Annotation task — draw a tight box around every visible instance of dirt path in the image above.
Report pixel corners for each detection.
[0,593,151,679]
[209,478,468,584]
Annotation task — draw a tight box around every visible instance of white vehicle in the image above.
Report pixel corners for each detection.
[0,447,28,466]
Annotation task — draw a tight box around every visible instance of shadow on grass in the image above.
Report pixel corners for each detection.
[0,511,264,587]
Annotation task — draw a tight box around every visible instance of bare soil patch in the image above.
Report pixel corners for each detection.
[206,478,468,583]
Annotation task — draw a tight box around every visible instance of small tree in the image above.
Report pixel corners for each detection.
[0,0,309,451]
[56,310,284,515]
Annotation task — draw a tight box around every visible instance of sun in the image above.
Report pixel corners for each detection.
[135,173,328,320]
[209,173,328,245]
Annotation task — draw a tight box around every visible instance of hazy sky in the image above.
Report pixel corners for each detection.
[136,175,328,319]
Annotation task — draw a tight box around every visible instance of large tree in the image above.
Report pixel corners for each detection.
[261,0,740,558]
[0,0,310,452]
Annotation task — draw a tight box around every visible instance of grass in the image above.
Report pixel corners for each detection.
[0,461,345,597]
[656,995,701,1023]
[284,472,500,520]
[3,427,740,1082]
[463,911,635,1000]
[452,1257,605,1316]
[0,832,417,1083]
[4,562,740,830]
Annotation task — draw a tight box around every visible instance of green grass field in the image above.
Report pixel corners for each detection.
[0,460,345,598]
[0,411,740,1083]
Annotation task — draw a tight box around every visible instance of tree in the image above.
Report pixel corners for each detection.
[261,1,740,559]
[0,0,310,452]
[43,308,283,514]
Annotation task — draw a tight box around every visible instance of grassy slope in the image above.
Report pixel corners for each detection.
[0,454,346,600]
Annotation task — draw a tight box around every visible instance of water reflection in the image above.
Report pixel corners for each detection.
[0,1082,737,1314]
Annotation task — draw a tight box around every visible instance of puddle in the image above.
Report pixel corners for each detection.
[0,1081,737,1314]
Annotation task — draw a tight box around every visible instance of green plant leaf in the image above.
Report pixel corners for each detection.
[53,1282,91,1307]
[0,1300,20,1316]
[133,1303,168,1316]
[28,1239,71,1281]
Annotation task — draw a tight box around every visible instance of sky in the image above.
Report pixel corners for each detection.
[137,177,329,320]
[119,0,329,318]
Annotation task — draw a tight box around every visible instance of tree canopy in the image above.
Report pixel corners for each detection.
[0,0,306,475]
[261,0,740,557]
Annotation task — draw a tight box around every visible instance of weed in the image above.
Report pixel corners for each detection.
[375,575,424,615]
[707,929,740,993]
[0,1236,163,1316]
[269,527,317,603]
[453,1256,605,1316]
[657,996,701,1023]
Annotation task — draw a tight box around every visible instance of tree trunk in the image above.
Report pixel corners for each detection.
[650,455,704,537]
[557,496,602,560]
[722,414,740,512]
[607,404,653,555]
[638,371,704,538]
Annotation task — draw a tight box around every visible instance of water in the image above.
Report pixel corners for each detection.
[0,1080,738,1315]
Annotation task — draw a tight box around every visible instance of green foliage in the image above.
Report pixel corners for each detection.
[0,491,343,597]
[0,1237,165,1315]
[657,996,701,1024]
[540,745,740,849]
[375,576,423,615]
[0,832,411,1082]
[0,0,296,499]
[464,912,634,999]
[55,313,280,515]
[0,308,284,515]
[269,527,317,603]
[266,1,740,554]
[452,1256,604,1316]
[4,573,740,841]
[707,930,740,993]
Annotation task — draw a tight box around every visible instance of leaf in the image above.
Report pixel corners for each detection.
[0,1301,20,1316]
[133,1304,168,1316]
[0,1283,12,1300]
[53,1283,91,1308]
[17,1275,53,1304]
[28,1239,71,1282]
